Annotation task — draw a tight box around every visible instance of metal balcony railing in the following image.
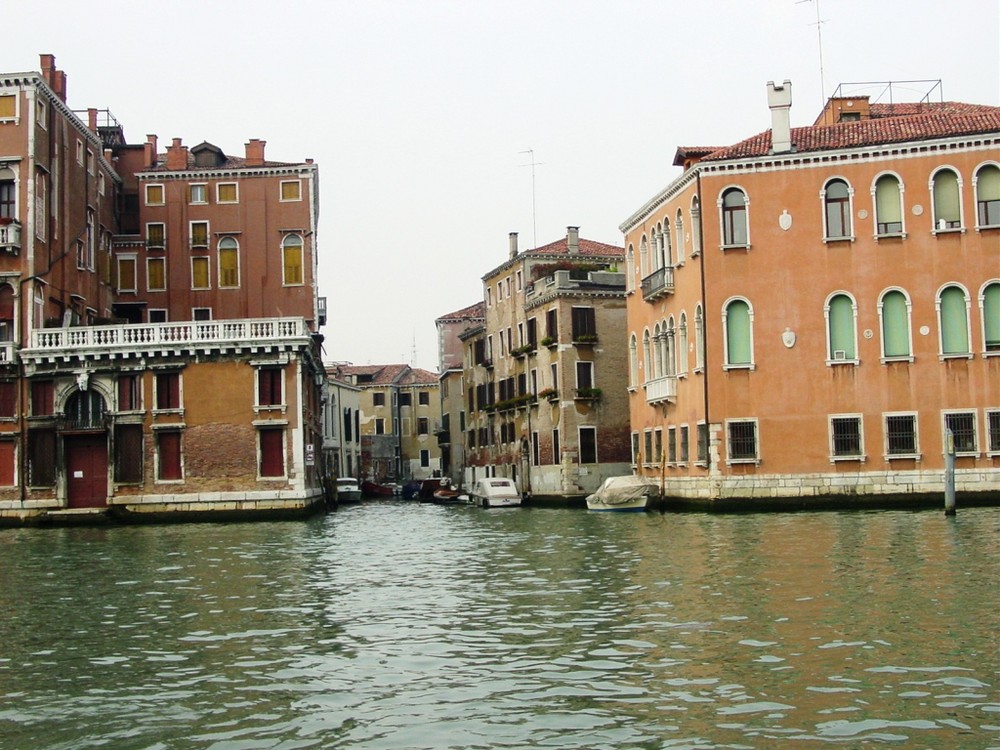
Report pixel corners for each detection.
[641,266,674,301]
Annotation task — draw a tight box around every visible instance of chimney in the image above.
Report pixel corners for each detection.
[39,55,68,102]
[144,134,159,168]
[767,80,793,154]
[88,108,98,134]
[245,138,266,167]
[567,226,580,254]
[165,137,188,170]
[509,232,518,259]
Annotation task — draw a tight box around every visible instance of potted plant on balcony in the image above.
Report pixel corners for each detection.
[573,386,602,401]
[540,336,556,347]
[537,387,558,401]
[574,333,598,345]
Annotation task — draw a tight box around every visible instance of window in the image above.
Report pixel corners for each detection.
[149,309,167,323]
[0,285,12,342]
[219,237,239,287]
[629,334,638,388]
[156,430,183,481]
[418,391,430,406]
[874,174,904,235]
[258,367,283,406]
[545,308,558,343]
[626,246,635,293]
[630,432,640,465]
[691,195,702,255]
[0,94,16,120]
[399,392,412,407]
[879,289,911,359]
[643,430,653,465]
[155,372,181,411]
[114,424,143,484]
[976,164,1000,227]
[938,285,970,356]
[721,188,748,246]
[827,293,857,362]
[697,422,709,464]
[575,361,594,391]
[552,428,560,464]
[824,178,852,239]
[190,183,207,204]
[0,172,15,219]
[118,374,142,411]
[420,449,430,468]
[31,380,54,416]
[375,418,386,435]
[571,307,596,341]
[675,210,685,263]
[259,428,285,477]
[280,180,301,201]
[579,426,597,464]
[28,429,56,486]
[283,235,303,285]
[118,256,137,293]
[695,305,705,370]
[885,413,918,457]
[146,223,165,249]
[727,419,758,463]
[723,299,752,368]
[217,182,238,203]
[983,282,1000,352]
[666,427,675,463]
[831,415,863,459]
[0,381,15,417]
[373,392,385,406]
[193,307,212,321]
[145,184,164,205]
[147,257,166,292]
[190,221,209,248]
[680,425,689,463]
[943,411,977,455]
[34,171,46,239]
[987,410,1000,455]
[527,317,537,348]
[417,417,429,435]
[191,257,210,289]
[931,168,962,230]
[678,313,688,376]
[0,439,14,486]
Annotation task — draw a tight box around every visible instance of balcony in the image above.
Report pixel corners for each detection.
[641,266,674,302]
[0,220,21,254]
[22,317,313,365]
[644,375,677,405]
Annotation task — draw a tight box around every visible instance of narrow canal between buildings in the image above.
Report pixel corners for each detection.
[1,502,998,749]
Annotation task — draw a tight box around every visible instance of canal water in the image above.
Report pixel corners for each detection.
[1,503,998,750]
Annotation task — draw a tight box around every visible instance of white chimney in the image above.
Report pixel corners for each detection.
[509,232,519,259]
[767,80,793,154]
[567,226,580,254]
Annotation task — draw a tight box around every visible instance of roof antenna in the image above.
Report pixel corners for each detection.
[797,0,828,108]
[519,149,542,250]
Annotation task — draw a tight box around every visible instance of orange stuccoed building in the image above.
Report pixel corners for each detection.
[0,56,328,522]
[621,80,1000,507]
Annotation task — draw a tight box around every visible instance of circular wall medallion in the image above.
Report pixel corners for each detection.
[920,325,930,336]
[779,210,792,231]
[864,329,874,339]
[858,209,869,220]
[913,204,924,216]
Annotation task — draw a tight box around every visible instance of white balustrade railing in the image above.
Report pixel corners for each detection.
[644,374,677,404]
[26,317,310,355]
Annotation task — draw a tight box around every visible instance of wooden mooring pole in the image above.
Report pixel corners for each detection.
[944,428,956,516]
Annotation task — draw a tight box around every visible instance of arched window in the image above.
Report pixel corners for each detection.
[639,235,648,278]
[663,217,673,266]
[218,236,239,288]
[629,334,638,387]
[824,178,853,239]
[666,317,676,376]
[874,174,904,236]
[938,285,970,355]
[652,323,663,379]
[827,293,857,361]
[723,299,752,367]
[625,245,635,293]
[64,389,107,430]
[695,304,705,370]
[654,225,665,270]
[932,168,962,231]
[982,282,1000,352]
[721,188,748,246]
[690,196,702,255]
[975,164,1000,227]
[675,209,685,263]
[282,234,304,285]
[678,312,688,375]
[879,289,911,359]
[642,330,652,384]
[0,167,15,219]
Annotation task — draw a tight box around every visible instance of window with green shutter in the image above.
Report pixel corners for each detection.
[976,164,1000,227]
[939,286,969,355]
[725,299,752,366]
[932,169,961,229]
[875,174,903,235]
[983,283,1000,352]
[828,294,855,361]
[880,290,910,358]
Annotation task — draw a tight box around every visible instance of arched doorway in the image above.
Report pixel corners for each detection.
[63,389,109,508]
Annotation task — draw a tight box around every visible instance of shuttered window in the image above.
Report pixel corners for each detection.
[28,429,56,486]
[977,164,1000,226]
[828,294,856,360]
[881,290,910,358]
[157,431,182,480]
[147,258,166,291]
[932,170,961,229]
[282,235,303,285]
[114,425,143,484]
[824,180,852,239]
[259,428,285,477]
[984,283,1000,351]
[219,237,239,287]
[191,257,210,289]
[258,368,283,406]
[0,440,14,486]
[725,299,751,366]
[875,175,903,234]
[939,286,969,355]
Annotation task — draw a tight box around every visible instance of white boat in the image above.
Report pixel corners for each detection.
[470,477,522,508]
[585,476,654,512]
[336,477,363,503]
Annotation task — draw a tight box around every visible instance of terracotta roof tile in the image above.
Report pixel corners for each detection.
[526,237,624,258]
[437,301,485,322]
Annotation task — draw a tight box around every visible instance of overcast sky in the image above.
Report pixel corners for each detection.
[6,1,999,371]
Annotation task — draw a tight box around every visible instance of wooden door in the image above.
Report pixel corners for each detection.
[66,434,108,508]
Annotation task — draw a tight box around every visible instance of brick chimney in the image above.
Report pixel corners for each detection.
[245,138,266,167]
[509,232,518,259]
[39,54,67,102]
[567,226,580,254]
[165,137,189,170]
[144,135,159,169]
[88,108,98,134]
[767,80,793,154]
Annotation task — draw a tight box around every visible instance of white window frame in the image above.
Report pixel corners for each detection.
[578,426,598,464]
[884,411,920,460]
[189,220,209,249]
[216,182,239,204]
[986,408,1000,457]
[872,171,906,239]
[942,410,979,457]
[829,413,865,462]
[821,176,855,242]
[824,291,860,366]
[146,222,166,250]
[936,283,973,360]
[218,236,240,288]
[725,418,759,465]
[279,179,302,202]
[929,166,965,234]
[973,161,1000,230]
[146,256,166,292]
[145,183,165,206]
[117,254,138,293]
[718,185,750,250]
[721,296,755,371]
[979,280,1000,357]
[189,183,208,205]
[877,287,914,363]
[191,256,211,291]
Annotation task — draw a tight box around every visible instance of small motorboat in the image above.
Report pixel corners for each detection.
[586,476,654,512]
[336,477,362,503]
[361,480,395,498]
[470,477,521,508]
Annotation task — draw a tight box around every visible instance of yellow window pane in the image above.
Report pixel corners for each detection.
[146,185,164,205]
[119,259,136,291]
[281,181,300,200]
[147,223,165,247]
[283,244,302,285]
[191,222,208,247]
[148,258,165,291]
[217,183,237,202]
[0,95,15,118]
[219,248,238,287]
[192,257,209,289]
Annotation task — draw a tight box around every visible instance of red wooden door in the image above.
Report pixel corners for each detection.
[66,434,108,508]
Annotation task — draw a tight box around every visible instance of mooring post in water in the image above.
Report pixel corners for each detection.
[944,428,956,516]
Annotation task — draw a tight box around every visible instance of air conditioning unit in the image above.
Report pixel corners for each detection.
[833,350,847,360]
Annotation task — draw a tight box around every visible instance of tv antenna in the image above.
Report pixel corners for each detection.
[797,0,828,104]
[519,149,542,249]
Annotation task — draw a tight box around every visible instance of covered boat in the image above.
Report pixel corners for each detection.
[470,478,521,508]
[585,476,654,512]
[336,477,363,503]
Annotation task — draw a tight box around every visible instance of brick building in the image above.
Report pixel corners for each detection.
[621,80,1000,506]
[463,228,631,499]
[434,301,484,485]
[0,55,327,522]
